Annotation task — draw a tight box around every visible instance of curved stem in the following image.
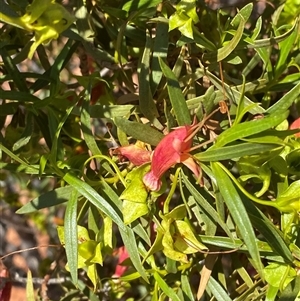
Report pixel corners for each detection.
[83,155,126,187]
[217,162,279,209]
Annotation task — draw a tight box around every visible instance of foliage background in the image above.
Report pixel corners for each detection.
[0,0,300,300]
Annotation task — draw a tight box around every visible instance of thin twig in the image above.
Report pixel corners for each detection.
[12,273,72,285]
[0,244,62,260]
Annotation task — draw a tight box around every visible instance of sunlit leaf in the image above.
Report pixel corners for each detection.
[63,172,127,232]
[120,164,151,224]
[211,162,264,277]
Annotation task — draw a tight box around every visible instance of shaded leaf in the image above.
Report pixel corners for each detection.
[16,186,73,214]
[159,57,191,125]
[114,117,164,145]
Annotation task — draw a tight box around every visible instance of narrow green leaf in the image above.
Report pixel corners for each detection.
[63,172,127,232]
[0,90,43,103]
[242,52,263,77]
[153,271,181,301]
[114,117,164,145]
[49,105,74,163]
[231,3,253,27]
[122,0,161,12]
[207,276,233,301]
[0,163,40,174]
[151,22,168,94]
[82,104,136,119]
[243,199,293,263]
[158,57,191,125]
[64,189,79,285]
[124,25,146,47]
[195,143,280,162]
[80,96,114,174]
[275,25,298,78]
[0,102,19,116]
[0,144,36,169]
[211,162,264,277]
[172,46,185,79]
[212,110,289,148]
[16,186,73,214]
[203,18,245,63]
[119,227,149,283]
[181,273,194,301]
[251,16,262,40]
[193,29,217,51]
[26,270,35,301]
[81,106,103,157]
[30,41,79,93]
[266,81,300,114]
[138,29,162,129]
[12,112,34,151]
[181,172,233,239]
[199,235,281,257]
[0,48,28,92]
[34,111,52,149]
[49,39,77,96]
[206,70,265,114]
[66,27,113,61]
[249,18,299,48]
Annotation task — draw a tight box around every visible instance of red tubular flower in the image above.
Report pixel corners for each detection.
[112,119,206,191]
[143,123,201,191]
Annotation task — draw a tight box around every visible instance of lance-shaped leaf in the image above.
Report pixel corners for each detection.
[203,17,246,63]
[63,172,127,232]
[212,110,289,148]
[211,162,264,278]
[158,57,191,126]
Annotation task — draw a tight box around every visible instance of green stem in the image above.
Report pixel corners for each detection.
[83,155,126,187]
[163,167,181,214]
[216,162,279,210]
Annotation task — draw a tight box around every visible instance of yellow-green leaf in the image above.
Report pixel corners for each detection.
[120,164,151,224]
[174,220,207,253]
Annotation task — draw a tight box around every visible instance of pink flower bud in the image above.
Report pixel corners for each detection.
[112,144,151,166]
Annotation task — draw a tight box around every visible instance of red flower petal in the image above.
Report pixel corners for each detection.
[113,246,129,277]
[143,170,162,191]
[290,117,300,137]
[143,124,200,191]
[113,144,151,166]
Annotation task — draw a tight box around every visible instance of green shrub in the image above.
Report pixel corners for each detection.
[1,0,300,300]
